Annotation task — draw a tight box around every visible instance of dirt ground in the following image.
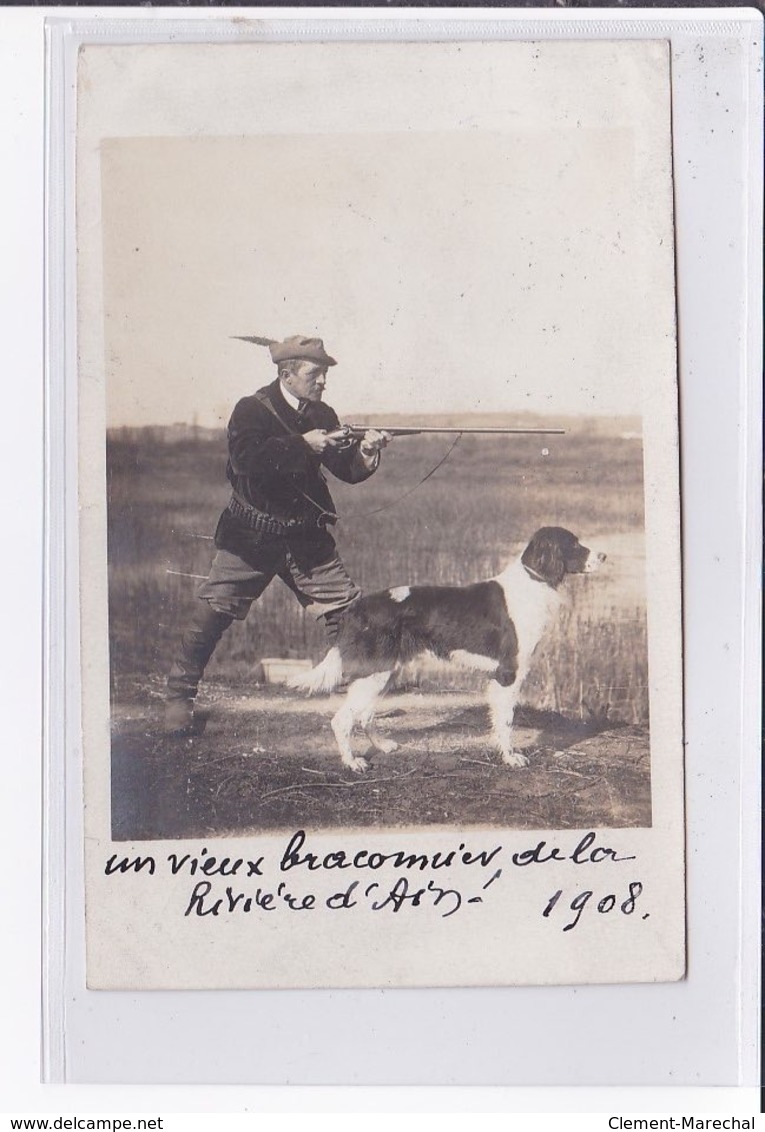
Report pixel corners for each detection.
[111,679,651,839]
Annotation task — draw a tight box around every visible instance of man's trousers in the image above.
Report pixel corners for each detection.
[166,533,360,702]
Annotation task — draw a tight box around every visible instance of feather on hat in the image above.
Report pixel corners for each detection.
[231,334,336,366]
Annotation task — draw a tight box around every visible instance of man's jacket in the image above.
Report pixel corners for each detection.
[224,379,377,528]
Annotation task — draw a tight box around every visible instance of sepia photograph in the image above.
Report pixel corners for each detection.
[76,38,684,989]
[93,45,673,841]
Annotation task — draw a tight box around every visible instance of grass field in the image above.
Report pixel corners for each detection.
[106,416,651,836]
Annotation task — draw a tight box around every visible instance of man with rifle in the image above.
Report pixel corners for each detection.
[165,333,391,733]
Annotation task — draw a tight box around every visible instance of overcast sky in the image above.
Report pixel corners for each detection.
[87,42,675,428]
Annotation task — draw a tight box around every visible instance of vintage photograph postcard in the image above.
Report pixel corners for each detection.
[76,38,684,989]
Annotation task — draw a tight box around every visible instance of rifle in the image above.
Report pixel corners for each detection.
[326,424,565,449]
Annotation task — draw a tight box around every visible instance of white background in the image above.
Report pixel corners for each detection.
[0,5,761,1115]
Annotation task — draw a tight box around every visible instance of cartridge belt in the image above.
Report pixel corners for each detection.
[226,493,310,534]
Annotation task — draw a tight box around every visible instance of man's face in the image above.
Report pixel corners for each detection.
[281,361,328,403]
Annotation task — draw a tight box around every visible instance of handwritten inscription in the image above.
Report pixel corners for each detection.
[279,828,503,872]
[103,829,647,926]
[511,831,636,867]
[543,881,645,931]
[181,868,504,919]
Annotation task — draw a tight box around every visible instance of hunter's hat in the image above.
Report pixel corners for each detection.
[231,334,336,367]
[270,335,337,367]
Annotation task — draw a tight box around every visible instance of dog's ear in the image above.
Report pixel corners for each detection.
[522,530,566,587]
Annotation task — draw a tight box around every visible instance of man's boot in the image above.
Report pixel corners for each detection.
[165,603,234,732]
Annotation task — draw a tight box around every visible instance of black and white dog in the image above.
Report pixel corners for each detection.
[291,527,606,772]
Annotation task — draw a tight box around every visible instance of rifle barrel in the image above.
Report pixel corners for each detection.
[348,426,565,435]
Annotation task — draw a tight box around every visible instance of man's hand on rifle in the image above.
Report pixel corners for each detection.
[302,427,392,459]
[302,428,342,454]
[359,429,392,458]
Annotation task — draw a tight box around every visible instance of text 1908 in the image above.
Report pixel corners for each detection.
[542,881,645,931]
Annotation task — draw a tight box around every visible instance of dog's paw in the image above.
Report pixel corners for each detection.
[502,749,529,769]
[344,755,369,774]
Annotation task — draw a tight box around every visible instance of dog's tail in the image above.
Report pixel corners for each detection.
[287,647,344,695]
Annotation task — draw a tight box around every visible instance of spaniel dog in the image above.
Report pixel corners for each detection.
[291,527,606,772]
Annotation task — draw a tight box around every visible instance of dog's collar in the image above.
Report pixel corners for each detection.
[523,563,549,584]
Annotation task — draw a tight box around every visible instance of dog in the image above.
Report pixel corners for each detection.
[290,527,606,772]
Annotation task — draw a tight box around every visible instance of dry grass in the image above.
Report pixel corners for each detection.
[111,687,651,837]
[107,421,647,726]
[107,420,651,836]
